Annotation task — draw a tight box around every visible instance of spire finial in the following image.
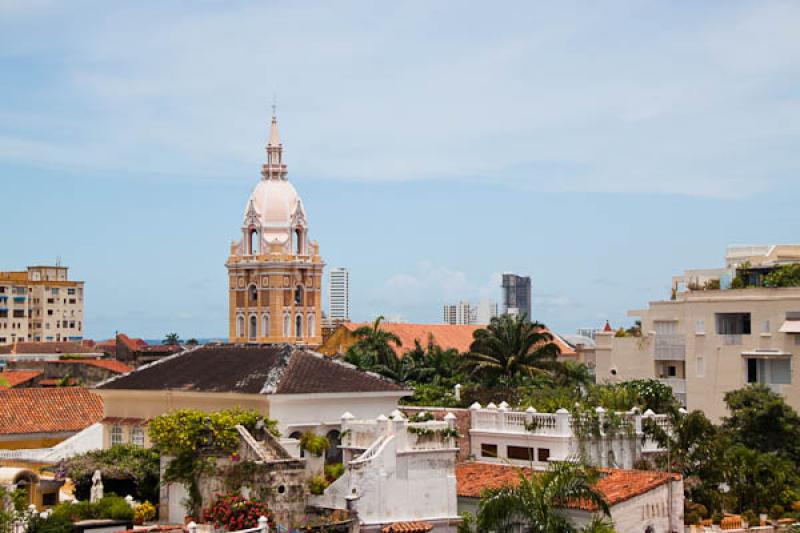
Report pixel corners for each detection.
[271,92,277,119]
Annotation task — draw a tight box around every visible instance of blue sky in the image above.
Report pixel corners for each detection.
[1,1,799,340]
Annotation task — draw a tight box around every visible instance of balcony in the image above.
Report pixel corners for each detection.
[654,334,686,361]
[658,377,686,395]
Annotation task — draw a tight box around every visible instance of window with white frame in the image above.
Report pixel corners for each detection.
[696,355,705,377]
[131,427,145,447]
[111,425,124,446]
[695,320,705,334]
[761,320,771,334]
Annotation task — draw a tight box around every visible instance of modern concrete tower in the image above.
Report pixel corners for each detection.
[502,273,531,320]
[328,267,350,322]
[226,112,324,345]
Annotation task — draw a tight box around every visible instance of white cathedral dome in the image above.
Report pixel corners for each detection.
[244,179,305,243]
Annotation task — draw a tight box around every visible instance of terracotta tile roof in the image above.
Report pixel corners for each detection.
[381,522,434,533]
[138,344,182,354]
[2,342,98,355]
[39,378,81,386]
[455,462,679,510]
[116,334,149,351]
[0,387,103,435]
[101,417,148,426]
[98,344,408,395]
[342,323,482,356]
[341,323,576,357]
[0,370,42,388]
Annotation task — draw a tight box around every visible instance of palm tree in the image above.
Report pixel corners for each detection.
[464,314,561,385]
[478,462,611,533]
[349,316,402,367]
[162,332,181,346]
[554,361,593,392]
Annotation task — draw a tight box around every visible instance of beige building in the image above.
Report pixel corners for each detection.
[595,245,800,420]
[0,266,84,346]
[226,113,324,345]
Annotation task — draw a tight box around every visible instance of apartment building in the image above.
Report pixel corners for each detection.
[0,266,85,346]
[442,299,498,325]
[328,267,350,323]
[502,273,531,319]
[595,245,800,420]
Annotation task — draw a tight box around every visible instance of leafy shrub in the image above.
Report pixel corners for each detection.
[324,463,345,483]
[308,475,329,495]
[26,514,74,533]
[203,494,270,530]
[133,501,156,525]
[299,432,330,457]
[49,496,133,522]
[770,504,785,519]
[742,510,758,526]
[57,444,160,503]
[149,409,268,455]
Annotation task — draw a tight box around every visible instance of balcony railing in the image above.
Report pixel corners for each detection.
[654,334,686,361]
[721,334,743,346]
[658,377,686,394]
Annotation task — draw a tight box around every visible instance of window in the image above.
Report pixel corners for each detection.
[236,315,244,338]
[295,228,304,255]
[654,321,677,335]
[0,310,6,318]
[716,313,751,335]
[696,356,705,377]
[537,448,550,462]
[47,310,53,316]
[747,358,791,385]
[795,336,800,346]
[249,315,257,339]
[111,425,124,446]
[283,314,291,337]
[42,492,57,507]
[667,365,677,377]
[131,427,145,447]
[67,288,75,295]
[295,315,303,338]
[13,310,24,318]
[695,320,705,334]
[52,288,59,296]
[481,443,498,458]
[294,286,304,306]
[761,320,771,334]
[249,285,258,304]
[249,228,260,255]
[507,446,535,461]
[307,314,315,337]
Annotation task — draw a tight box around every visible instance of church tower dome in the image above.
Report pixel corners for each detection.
[226,111,324,345]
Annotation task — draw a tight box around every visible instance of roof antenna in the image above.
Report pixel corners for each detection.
[55,256,62,267]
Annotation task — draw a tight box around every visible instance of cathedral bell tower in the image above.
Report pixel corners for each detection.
[226,112,325,345]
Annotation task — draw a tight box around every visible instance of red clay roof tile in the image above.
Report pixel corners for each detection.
[0,370,42,388]
[0,387,103,435]
[455,462,679,510]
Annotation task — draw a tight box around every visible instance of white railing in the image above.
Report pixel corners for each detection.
[407,421,452,450]
[659,377,687,394]
[188,516,269,533]
[722,334,743,346]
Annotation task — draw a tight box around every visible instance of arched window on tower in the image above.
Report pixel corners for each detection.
[262,314,270,338]
[295,314,303,338]
[295,227,303,255]
[307,313,315,337]
[283,313,291,338]
[236,315,244,338]
[249,228,260,255]
[249,284,258,304]
[249,315,257,340]
[294,286,304,306]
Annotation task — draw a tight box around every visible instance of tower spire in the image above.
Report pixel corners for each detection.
[263,97,287,180]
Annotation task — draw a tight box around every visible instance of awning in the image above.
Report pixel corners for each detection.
[779,320,800,333]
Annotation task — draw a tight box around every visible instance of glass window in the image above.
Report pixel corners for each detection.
[507,446,534,461]
[111,425,124,446]
[537,448,551,462]
[654,321,677,335]
[716,313,751,335]
[131,427,145,447]
[481,443,498,458]
[695,320,705,334]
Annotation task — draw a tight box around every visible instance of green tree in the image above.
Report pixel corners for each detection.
[478,462,610,533]
[162,332,181,346]
[0,486,25,533]
[185,338,199,346]
[464,314,561,386]
[345,316,402,367]
[723,384,800,463]
[553,361,593,392]
[724,444,799,513]
[764,264,800,288]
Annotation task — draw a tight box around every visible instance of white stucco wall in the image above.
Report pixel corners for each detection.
[268,391,407,436]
